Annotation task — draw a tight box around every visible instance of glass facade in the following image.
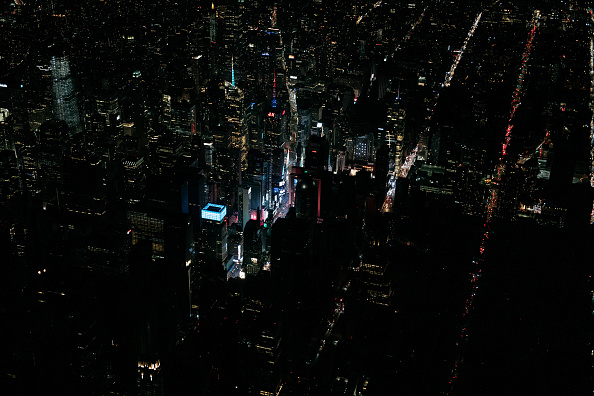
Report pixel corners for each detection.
[51,55,81,133]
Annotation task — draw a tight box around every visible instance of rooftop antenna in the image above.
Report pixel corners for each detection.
[231,55,235,86]
[272,69,277,108]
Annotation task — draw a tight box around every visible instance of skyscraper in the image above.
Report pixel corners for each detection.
[51,54,81,134]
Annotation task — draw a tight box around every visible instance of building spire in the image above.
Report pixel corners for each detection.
[231,55,235,86]
[272,69,277,108]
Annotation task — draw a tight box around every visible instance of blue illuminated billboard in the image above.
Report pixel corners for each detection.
[202,203,227,222]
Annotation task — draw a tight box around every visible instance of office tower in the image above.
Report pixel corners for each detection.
[354,134,373,162]
[95,85,120,129]
[37,119,69,200]
[127,207,193,396]
[150,133,183,175]
[27,63,53,133]
[200,203,228,271]
[127,70,147,140]
[240,297,282,394]
[162,94,172,129]
[128,205,193,307]
[51,54,81,134]
[0,111,14,151]
[62,156,107,216]
[294,174,321,220]
[158,164,209,237]
[0,149,19,207]
[225,82,249,163]
[245,149,270,210]
[247,100,263,151]
[160,93,198,147]
[137,359,164,396]
[78,225,130,276]
[130,241,166,396]
[215,147,242,207]
[242,219,265,275]
[263,103,284,154]
[209,1,217,77]
[305,134,329,172]
[387,96,406,167]
[216,82,249,206]
[374,144,389,195]
[360,252,392,306]
[13,123,39,196]
[171,101,197,140]
[218,1,245,84]
[270,147,284,202]
[297,98,313,140]
[122,155,147,205]
[238,185,252,231]
[317,39,338,79]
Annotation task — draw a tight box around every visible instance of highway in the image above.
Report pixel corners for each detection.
[382,9,484,212]
[396,6,429,55]
[356,1,383,26]
[444,12,482,88]
[447,9,541,393]
[500,10,540,159]
[270,22,302,225]
[307,281,349,364]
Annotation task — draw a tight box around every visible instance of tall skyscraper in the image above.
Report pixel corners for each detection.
[238,185,252,230]
[219,1,245,83]
[51,54,81,134]
[200,203,229,270]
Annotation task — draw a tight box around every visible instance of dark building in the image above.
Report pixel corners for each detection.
[198,202,229,274]
[128,204,193,325]
[304,134,329,172]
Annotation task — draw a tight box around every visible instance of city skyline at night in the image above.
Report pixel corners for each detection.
[0,1,592,395]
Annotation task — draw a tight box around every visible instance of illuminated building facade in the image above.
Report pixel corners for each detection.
[238,185,252,230]
[137,359,164,396]
[51,54,81,134]
[218,1,245,84]
[95,88,119,128]
[225,82,249,161]
[201,202,227,222]
[0,150,19,206]
[200,203,228,267]
[360,254,392,306]
[122,155,147,205]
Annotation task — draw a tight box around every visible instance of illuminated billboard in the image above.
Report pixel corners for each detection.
[202,203,227,222]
